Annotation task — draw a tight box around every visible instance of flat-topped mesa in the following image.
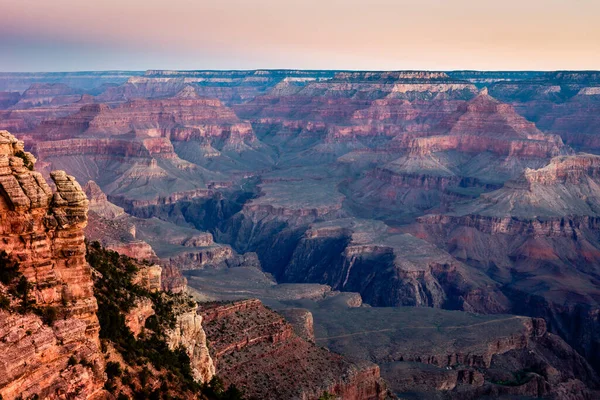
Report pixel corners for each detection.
[304,71,480,101]
[536,71,600,84]
[578,87,600,96]
[332,71,454,81]
[241,180,346,222]
[0,130,104,399]
[143,69,336,78]
[100,71,338,104]
[520,154,600,185]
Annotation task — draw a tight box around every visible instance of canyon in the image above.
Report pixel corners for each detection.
[1,69,600,398]
[0,130,388,400]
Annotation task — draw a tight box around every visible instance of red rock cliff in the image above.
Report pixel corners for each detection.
[0,130,105,399]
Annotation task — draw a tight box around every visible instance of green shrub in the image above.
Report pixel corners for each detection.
[105,361,122,380]
[37,306,59,326]
[0,294,10,310]
[15,275,34,312]
[319,392,336,400]
[104,381,116,394]
[0,251,21,285]
[223,385,245,400]
[87,243,246,400]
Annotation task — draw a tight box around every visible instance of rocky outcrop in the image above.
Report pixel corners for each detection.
[132,263,162,292]
[84,180,125,219]
[166,302,216,384]
[124,297,154,337]
[0,130,105,399]
[165,244,234,270]
[0,130,218,398]
[161,265,188,293]
[84,207,158,261]
[279,308,315,342]
[199,299,388,400]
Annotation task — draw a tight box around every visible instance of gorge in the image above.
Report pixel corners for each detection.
[1,69,600,399]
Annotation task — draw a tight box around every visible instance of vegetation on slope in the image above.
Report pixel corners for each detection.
[87,241,244,400]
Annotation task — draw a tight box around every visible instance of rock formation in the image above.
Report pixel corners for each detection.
[0,131,216,398]
[0,130,105,399]
[313,306,599,399]
[3,68,600,397]
[410,153,600,372]
[199,299,388,400]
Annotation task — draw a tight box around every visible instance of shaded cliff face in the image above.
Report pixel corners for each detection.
[82,180,259,275]
[410,154,600,372]
[0,130,105,399]
[279,218,509,312]
[199,299,389,400]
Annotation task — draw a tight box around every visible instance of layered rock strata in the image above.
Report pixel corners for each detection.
[199,299,388,400]
[0,130,105,399]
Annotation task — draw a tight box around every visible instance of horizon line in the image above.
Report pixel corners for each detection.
[2,68,600,74]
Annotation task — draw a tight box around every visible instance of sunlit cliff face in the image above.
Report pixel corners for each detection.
[1,0,599,71]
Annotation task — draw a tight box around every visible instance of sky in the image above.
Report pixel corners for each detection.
[1,0,599,72]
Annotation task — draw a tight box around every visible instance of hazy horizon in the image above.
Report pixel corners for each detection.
[1,68,600,74]
[2,0,599,72]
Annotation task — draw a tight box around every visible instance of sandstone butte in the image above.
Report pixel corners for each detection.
[0,129,388,400]
[0,130,105,398]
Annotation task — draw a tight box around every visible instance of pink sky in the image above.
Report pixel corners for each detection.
[1,0,599,71]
